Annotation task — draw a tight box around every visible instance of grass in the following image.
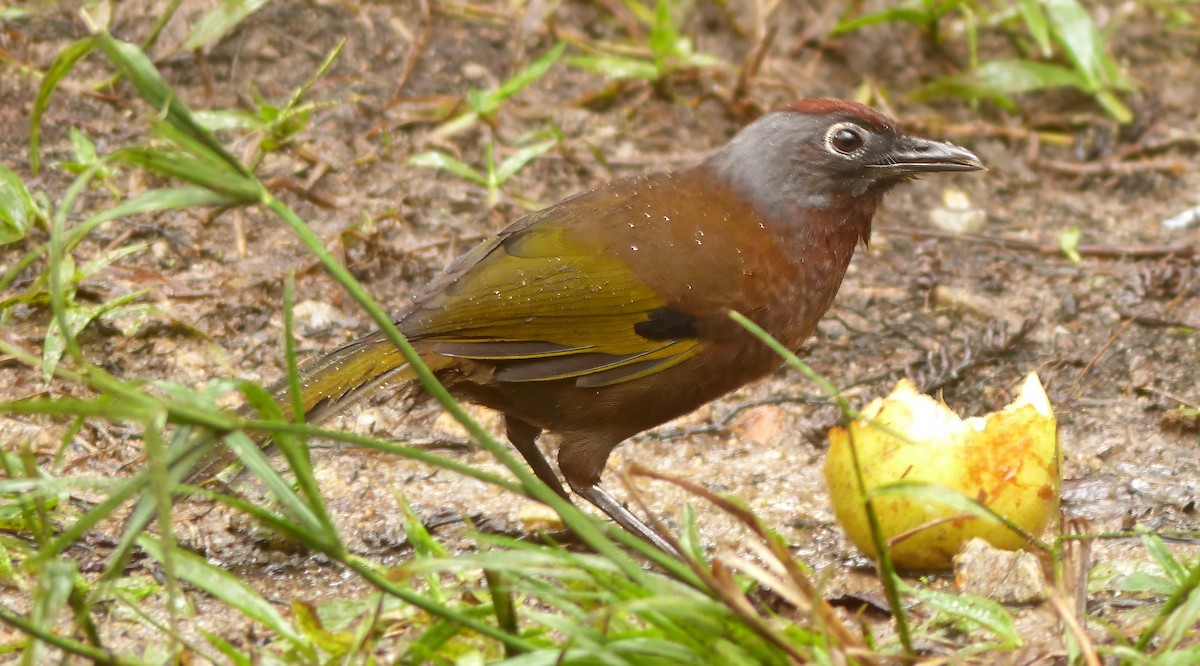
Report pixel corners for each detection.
[1,1,1198,664]
[834,0,1135,121]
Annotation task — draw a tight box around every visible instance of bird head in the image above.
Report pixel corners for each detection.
[708,98,984,220]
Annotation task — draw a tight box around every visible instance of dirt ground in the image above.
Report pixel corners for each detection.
[1,0,1198,657]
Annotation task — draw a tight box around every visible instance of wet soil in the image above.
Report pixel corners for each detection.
[1,0,1198,657]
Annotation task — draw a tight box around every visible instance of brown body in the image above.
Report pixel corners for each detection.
[191,100,982,551]
[411,168,876,489]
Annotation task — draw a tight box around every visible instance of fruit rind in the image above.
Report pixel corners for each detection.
[824,372,1060,570]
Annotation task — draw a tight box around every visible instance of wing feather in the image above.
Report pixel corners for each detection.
[400,194,702,385]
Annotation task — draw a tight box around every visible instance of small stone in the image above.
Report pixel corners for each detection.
[928,187,987,235]
[292,300,342,334]
[1161,203,1200,230]
[953,538,1047,604]
[731,405,787,447]
[517,500,564,533]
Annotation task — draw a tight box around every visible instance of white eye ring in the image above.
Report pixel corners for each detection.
[825,122,867,156]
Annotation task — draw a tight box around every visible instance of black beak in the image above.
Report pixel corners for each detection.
[869,136,985,175]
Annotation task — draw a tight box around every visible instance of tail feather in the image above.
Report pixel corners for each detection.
[279,332,414,423]
[185,331,443,484]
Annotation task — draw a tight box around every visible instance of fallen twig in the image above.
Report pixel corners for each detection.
[1117,311,1199,330]
[880,226,1196,259]
[1030,156,1189,176]
[388,0,432,104]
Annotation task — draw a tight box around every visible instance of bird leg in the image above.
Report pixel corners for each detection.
[569,480,679,556]
[507,417,677,555]
[504,416,571,501]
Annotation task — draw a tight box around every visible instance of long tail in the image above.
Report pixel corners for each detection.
[185,332,443,483]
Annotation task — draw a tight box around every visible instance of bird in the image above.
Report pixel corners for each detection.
[189,99,983,552]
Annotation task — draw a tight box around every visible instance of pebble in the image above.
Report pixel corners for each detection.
[953,538,1047,605]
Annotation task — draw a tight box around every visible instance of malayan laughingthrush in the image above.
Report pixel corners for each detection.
[189,99,984,551]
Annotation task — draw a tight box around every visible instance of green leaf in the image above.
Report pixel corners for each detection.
[494,138,557,185]
[92,30,250,179]
[974,59,1089,95]
[78,242,147,281]
[110,147,262,202]
[679,51,730,70]
[1159,576,1200,651]
[1089,559,1177,595]
[469,41,565,116]
[901,581,1021,648]
[98,302,155,337]
[68,126,100,166]
[292,600,355,655]
[409,150,487,186]
[200,630,253,666]
[567,54,659,81]
[0,394,155,426]
[1018,0,1053,56]
[138,535,311,654]
[833,5,937,35]
[912,77,1017,110]
[1041,0,1107,88]
[1,184,237,294]
[916,59,1089,109]
[183,0,272,51]
[30,36,96,174]
[1059,226,1081,263]
[192,108,269,133]
[397,493,446,561]
[650,0,681,71]
[1142,531,1188,585]
[91,186,240,224]
[0,164,38,245]
[25,558,77,664]
[222,426,330,540]
[42,289,149,381]
[1094,89,1133,124]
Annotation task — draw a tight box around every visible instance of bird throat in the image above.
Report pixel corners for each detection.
[742,190,881,355]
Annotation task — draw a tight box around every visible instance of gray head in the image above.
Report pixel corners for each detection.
[708,99,984,218]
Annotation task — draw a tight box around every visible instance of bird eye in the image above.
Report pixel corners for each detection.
[826,124,865,155]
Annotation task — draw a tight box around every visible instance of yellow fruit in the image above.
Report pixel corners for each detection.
[824,373,1060,570]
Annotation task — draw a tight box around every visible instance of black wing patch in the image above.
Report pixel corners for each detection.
[633,306,699,341]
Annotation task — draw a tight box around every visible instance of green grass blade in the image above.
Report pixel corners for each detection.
[470,42,565,116]
[1041,0,1106,88]
[1018,0,1053,56]
[276,275,334,534]
[200,629,253,666]
[0,164,39,246]
[137,535,312,656]
[89,29,249,178]
[1,186,235,293]
[729,310,913,655]
[566,54,659,81]
[182,0,271,51]
[23,558,77,666]
[409,150,487,185]
[1142,531,1187,585]
[833,5,935,35]
[110,147,262,203]
[484,569,521,657]
[0,599,133,665]
[29,36,95,174]
[495,137,557,185]
[221,427,330,543]
[899,581,1020,648]
[871,480,1050,552]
